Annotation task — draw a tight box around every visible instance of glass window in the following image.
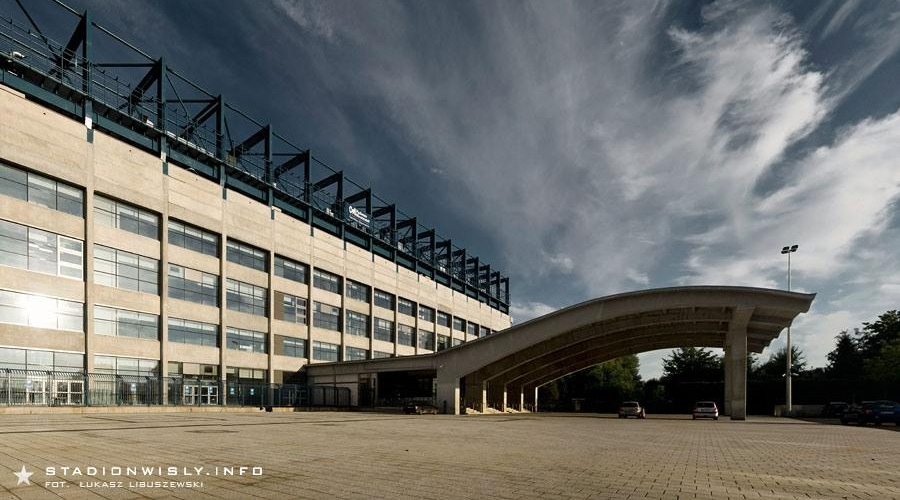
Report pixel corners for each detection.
[168,220,219,257]
[0,347,26,370]
[312,268,342,294]
[312,341,339,362]
[94,194,158,238]
[0,163,27,202]
[346,310,370,337]
[168,264,218,307]
[397,297,416,317]
[275,291,307,324]
[93,355,158,376]
[94,305,158,340]
[313,301,341,331]
[93,245,158,294]
[226,327,267,353]
[372,351,393,359]
[275,335,306,358]
[226,279,267,316]
[480,326,490,337]
[374,317,395,343]
[226,239,267,271]
[346,280,370,303]
[345,346,368,361]
[0,219,28,269]
[374,289,394,310]
[467,322,479,337]
[0,289,83,332]
[274,255,308,284]
[453,317,466,332]
[168,318,218,347]
[282,337,306,358]
[418,329,434,351]
[418,305,435,323]
[397,324,414,347]
[0,220,83,279]
[58,236,83,279]
[53,351,84,372]
[28,175,56,210]
[226,366,266,381]
[436,311,451,327]
[0,162,83,216]
[437,334,450,351]
[451,338,464,347]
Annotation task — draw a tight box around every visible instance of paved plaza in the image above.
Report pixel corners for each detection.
[0,411,897,499]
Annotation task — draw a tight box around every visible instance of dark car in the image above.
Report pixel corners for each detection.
[618,401,646,419]
[821,402,849,418]
[403,402,439,415]
[841,401,900,426]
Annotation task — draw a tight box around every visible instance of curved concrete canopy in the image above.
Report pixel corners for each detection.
[305,286,815,417]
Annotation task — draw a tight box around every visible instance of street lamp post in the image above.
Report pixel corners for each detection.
[781,244,798,414]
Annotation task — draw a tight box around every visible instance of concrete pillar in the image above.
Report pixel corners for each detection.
[480,381,488,412]
[533,386,539,413]
[501,386,507,412]
[726,308,753,420]
[519,387,525,412]
[435,371,460,415]
[723,340,733,416]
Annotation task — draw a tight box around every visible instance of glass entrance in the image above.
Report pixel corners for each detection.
[201,385,218,405]
[52,380,83,405]
[25,378,47,404]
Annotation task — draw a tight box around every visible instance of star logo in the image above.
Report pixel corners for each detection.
[14,465,33,486]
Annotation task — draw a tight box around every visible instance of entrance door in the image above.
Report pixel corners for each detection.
[183,385,199,405]
[26,379,47,405]
[53,380,83,405]
[201,385,218,405]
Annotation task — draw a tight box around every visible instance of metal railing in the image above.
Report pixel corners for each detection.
[0,369,350,409]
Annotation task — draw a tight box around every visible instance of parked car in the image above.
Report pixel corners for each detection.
[840,401,900,426]
[821,402,849,417]
[618,401,646,419]
[692,401,719,420]
[403,402,439,415]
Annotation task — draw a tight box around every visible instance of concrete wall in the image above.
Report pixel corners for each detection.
[0,84,511,384]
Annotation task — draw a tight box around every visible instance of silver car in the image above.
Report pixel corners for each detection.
[618,401,646,419]
[692,401,719,420]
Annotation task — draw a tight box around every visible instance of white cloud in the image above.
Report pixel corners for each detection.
[509,301,558,324]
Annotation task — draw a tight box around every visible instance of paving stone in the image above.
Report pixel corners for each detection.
[0,413,898,499]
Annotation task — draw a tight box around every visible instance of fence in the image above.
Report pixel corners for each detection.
[0,369,350,408]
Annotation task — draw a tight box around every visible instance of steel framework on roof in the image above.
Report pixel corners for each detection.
[0,0,509,313]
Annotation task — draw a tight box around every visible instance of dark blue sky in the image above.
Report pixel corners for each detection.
[6,0,899,377]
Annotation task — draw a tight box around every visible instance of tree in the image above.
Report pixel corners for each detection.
[857,310,900,358]
[661,347,722,384]
[753,345,806,380]
[864,338,900,397]
[544,355,643,411]
[825,330,862,380]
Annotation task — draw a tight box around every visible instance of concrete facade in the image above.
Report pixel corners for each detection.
[307,287,815,418]
[0,84,511,396]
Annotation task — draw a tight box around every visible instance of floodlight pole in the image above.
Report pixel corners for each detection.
[781,244,798,414]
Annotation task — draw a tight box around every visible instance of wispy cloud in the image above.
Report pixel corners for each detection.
[63,0,900,378]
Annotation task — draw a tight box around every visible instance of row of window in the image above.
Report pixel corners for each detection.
[0,219,493,333]
[0,345,402,375]
[0,162,83,216]
[0,219,83,279]
[1,162,507,317]
[0,289,83,332]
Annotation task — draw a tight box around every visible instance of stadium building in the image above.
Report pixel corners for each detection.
[0,2,511,408]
